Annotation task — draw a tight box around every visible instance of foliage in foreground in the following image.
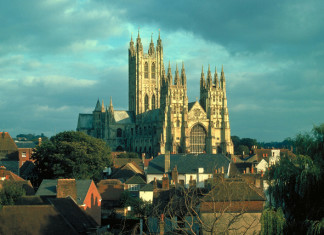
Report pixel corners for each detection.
[32,131,112,182]
[265,124,324,234]
[0,181,26,206]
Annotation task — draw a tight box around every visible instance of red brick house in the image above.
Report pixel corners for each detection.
[0,132,19,175]
[16,141,37,168]
[36,179,102,225]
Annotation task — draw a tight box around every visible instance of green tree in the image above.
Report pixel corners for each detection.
[0,181,26,206]
[32,131,112,182]
[237,145,249,155]
[265,124,324,234]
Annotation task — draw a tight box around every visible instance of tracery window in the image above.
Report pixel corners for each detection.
[152,94,156,110]
[144,62,148,78]
[151,63,155,79]
[145,95,149,111]
[189,124,206,154]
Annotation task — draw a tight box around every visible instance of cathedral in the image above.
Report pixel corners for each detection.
[77,32,234,156]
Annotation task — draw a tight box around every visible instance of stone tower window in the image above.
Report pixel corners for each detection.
[152,94,155,110]
[151,62,155,79]
[145,94,149,111]
[189,124,206,154]
[144,62,148,78]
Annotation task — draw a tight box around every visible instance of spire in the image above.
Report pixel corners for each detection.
[94,99,101,112]
[157,29,163,49]
[109,96,114,113]
[221,65,226,90]
[207,64,212,88]
[148,33,155,55]
[136,28,143,52]
[167,61,173,85]
[129,33,135,57]
[174,64,180,85]
[214,67,219,88]
[101,99,105,112]
[200,65,206,89]
[181,62,187,87]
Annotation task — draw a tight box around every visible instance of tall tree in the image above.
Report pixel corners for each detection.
[32,131,112,182]
[265,124,324,234]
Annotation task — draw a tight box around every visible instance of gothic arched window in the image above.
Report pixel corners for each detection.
[117,128,122,137]
[152,94,155,110]
[145,95,149,111]
[151,63,155,79]
[144,62,148,78]
[189,124,206,154]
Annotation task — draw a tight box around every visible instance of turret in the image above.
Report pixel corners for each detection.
[214,67,219,88]
[181,62,187,87]
[156,30,163,50]
[101,99,105,112]
[148,33,155,56]
[167,61,173,85]
[174,64,180,86]
[207,64,212,88]
[200,66,206,90]
[136,30,143,53]
[221,65,226,91]
[94,99,101,112]
[109,97,114,113]
[129,34,135,57]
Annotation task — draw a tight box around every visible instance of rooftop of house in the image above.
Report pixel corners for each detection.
[0,197,98,235]
[36,179,94,205]
[203,179,266,202]
[147,153,231,175]
[15,141,37,149]
[0,160,19,175]
[124,173,146,185]
[110,161,145,182]
[0,132,18,152]
[97,179,124,201]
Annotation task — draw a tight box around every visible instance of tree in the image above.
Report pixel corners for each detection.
[0,181,26,206]
[237,145,249,156]
[32,131,112,182]
[265,124,324,234]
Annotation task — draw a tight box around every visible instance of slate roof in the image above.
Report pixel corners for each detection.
[203,179,266,202]
[139,180,162,192]
[0,197,98,234]
[0,205,79,235]
[36,179,93,205]
[125,174,146,185]
[188,102,195,111]
[147,154,231,175]
[136,109,160,123]
[0,160,19,175]
[97,179,124,201]
[114,111,135,124]
[16,141,36,149]
[77,114,93,130]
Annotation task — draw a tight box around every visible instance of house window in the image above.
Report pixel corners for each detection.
[151,63,155,79]
[179,180,184,186]
[144,62,148,78]
[128,184,139,191]
[22,152,26,158]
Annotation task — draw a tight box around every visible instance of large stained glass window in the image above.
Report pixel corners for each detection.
[190,124,206,154]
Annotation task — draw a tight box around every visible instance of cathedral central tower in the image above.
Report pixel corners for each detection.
[129,31,164,115]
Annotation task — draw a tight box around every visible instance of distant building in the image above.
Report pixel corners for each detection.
[77,32,234,156]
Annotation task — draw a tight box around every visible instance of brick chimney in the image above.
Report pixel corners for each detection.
[57,179,77,201]
[171,165,178,184]
[153,177,157,190]
[162,174,169,190]
[164,152,170,173]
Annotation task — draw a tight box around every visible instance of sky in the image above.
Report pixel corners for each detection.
[0,0,323,142]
